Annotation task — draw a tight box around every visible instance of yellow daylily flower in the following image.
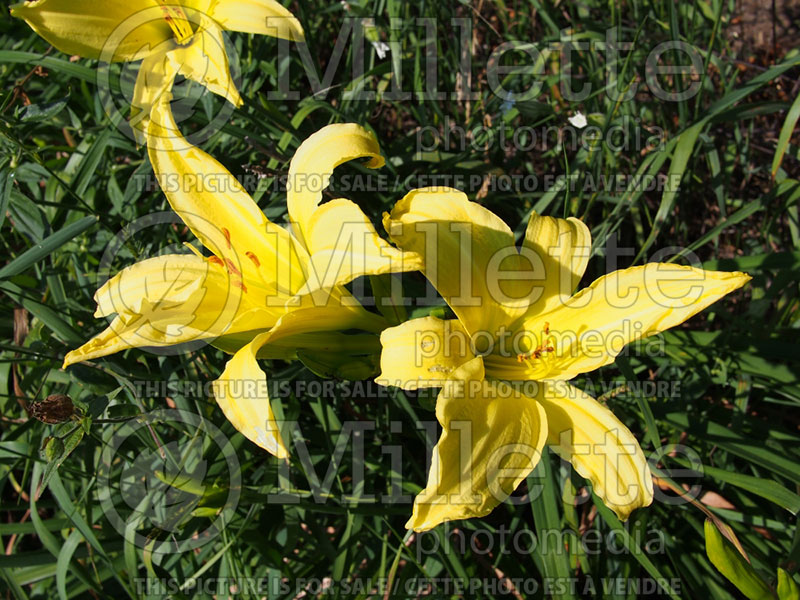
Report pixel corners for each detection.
[11,0,304,142]
[63,102,420,457]
[377,187,751,531]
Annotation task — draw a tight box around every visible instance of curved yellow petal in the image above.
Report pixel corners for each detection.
[384,187,528,338]
[11,0,171,61]
[301,198,421,293]
[538,381,652,520]
[213,304,387,455]
[214,331,289,457]
[376,316,474,391]
[271,304,388,338]
[170,18,242,107]
[131,47,179,145]
[212,318,383,357]
[63,254,278,366]
[201,0,304,41]
[519,212,591,318]
[147,99,309,299]
[407,356,548,531]
[92,253,228,318]
[287,124,384,247]
[516,264,751,381]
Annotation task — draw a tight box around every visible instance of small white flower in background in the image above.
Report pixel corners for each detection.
[372,41,390,59]
[500,91,516,115]
[568,111,588,129]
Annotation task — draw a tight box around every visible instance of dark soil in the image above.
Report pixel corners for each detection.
[729,0,800,58]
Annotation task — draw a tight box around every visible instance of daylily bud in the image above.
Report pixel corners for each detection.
[43,436,65,461]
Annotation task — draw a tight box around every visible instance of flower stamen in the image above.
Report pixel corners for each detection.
[516,322,555,363]
[157,0,194,45]
[225,258,242,277]
[246,251,261,267]
[222,227,232,249]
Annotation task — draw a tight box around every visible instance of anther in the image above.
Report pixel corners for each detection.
[208,256,224,267]
[222,227,232,249]
[157,0,193,45]
[225,259,242,277]
[246,251,260,267]
[517,341,555,363]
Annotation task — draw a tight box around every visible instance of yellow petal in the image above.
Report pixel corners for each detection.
[272,304,387,338]
[214,331,289,457]
[130,47,179,146]
[200,0,304,41]
[131,14,244,130]
[376,316,474,390]
[11,0,171,61]
[158,0,194,44]
[170,18,242,107]
[301,198,421,293]
[538,381,652,520]
[287,123,384,247]
[517,264,751,381]
[212,321,381,357]
[407,356,548,531]
[147,99,309,299]
[385,187,528,339]
[213,304,385,455]
[520,211,591,317]
[63,254,278,366]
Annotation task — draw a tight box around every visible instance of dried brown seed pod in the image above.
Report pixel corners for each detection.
[30,394,75,424]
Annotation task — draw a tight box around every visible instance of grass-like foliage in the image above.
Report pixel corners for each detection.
[1,0,799,598]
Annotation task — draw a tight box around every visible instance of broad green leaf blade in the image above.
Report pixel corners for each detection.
[592,495,682,600]
[19,96,69,123]
[527,453,576,600]
[0,51,97,82]
[695,462,800,514]
[0,215,98,280]
[0,168,13,231]
[778,568,800,600]
[704,519,775,600]
[56,529,85,600]
[771,91,800,178]
[0,280,83,344]
[634,121,703,261]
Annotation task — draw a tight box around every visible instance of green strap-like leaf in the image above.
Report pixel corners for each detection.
[0,215,97,280]
[704,519,775,599]
[778,569,800,600]
[772,90,800,178]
